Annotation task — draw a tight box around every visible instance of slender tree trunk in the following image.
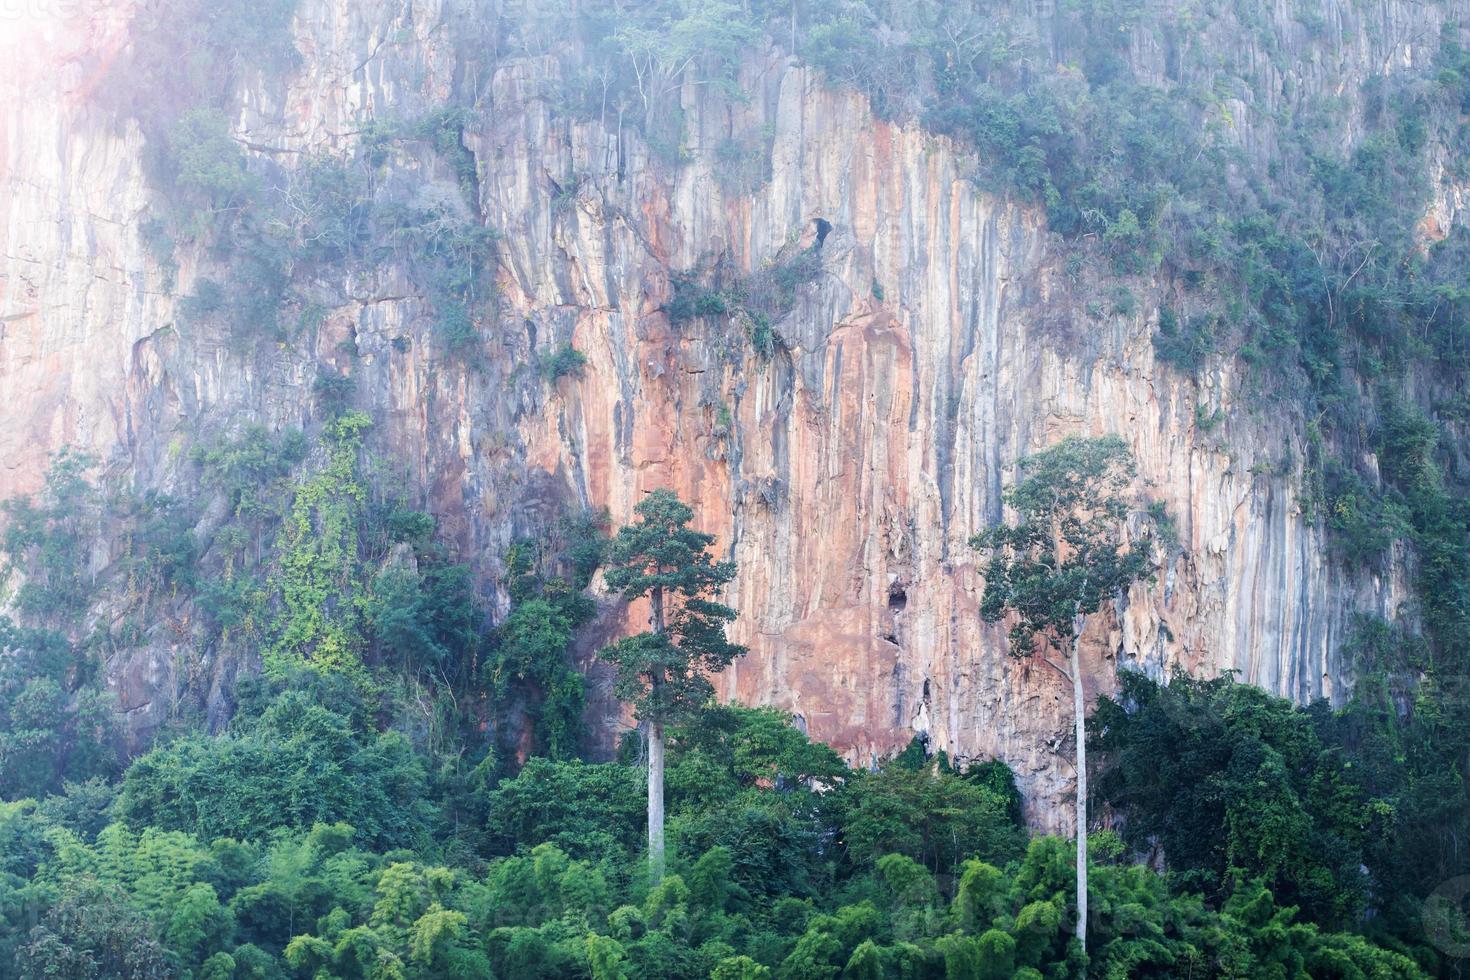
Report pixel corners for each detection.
[1069,635,1088,952]
[648,719,665,884]
[648,584,667,883]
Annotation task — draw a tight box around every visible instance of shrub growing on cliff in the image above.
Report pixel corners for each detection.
[1,450,100,624]
[265,412,375,678]
[538,344,588,381]
[665,245,820,360]
[1153,307,1219,374]
[169,108,257,215]
[378,196,498,358]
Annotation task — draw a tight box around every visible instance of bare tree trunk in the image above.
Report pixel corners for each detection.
[1069,635,1088,952]
[649,584,667,884]
[648,719,666,884]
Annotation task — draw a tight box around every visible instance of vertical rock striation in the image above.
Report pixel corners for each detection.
[0,0,1455,826]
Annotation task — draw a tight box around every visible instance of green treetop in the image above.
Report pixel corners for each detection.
[973,434,1154,652]
[600,489,744,723]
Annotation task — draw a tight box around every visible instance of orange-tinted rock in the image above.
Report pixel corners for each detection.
[0,2,1453,829]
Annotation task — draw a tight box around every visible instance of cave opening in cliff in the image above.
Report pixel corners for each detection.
[888,583,907,611]
[814,217,832,247]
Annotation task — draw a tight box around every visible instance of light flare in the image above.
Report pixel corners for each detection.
[0,0,129,99]
[0,0,74,47]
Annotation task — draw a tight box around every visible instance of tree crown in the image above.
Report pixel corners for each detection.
[971,435,1158,654]
[603,490,735,602]
[600,490,744,723]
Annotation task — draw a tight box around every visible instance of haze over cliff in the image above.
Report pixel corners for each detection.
[2,0,1467,833]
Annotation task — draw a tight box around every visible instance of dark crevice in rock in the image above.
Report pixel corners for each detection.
[813,217,832,247]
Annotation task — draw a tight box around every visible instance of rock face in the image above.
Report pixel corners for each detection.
[0,0,1456,827]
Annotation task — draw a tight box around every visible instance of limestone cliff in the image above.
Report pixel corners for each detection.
[0,0,1460,827]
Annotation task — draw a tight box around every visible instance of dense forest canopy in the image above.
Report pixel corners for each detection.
[1,0,1469,976]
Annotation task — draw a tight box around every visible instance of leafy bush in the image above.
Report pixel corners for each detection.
[666,246,820,359]
[117,689,437,848]
[1092,671,1375,928]
[311,369,356,418]
[1153,307,1218,373]
[539,345,588,381]
[1,450,97,623]
[838,758,1025,877]
[485,758,645,858]
[378,196,497,356]
[168,108,257,210]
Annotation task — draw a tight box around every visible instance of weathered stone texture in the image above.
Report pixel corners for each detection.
[2,0,1457,827]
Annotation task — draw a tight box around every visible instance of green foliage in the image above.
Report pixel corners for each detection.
[1,450,99,623]
[540,344,589,381]
[266,412,374,677]
[1319,462,1410,567]
[0,622,120,802]
[487,516,605,760]
[192,421,488,695]
[666,275,729,325]
[972,435,1157,654]
[668,705,848,794]
[787,0,1468,445]
[279,157,375,266]
[488,599,585,757]
[1153,307,1218,373]
[16,876,176,980]
[189,427,307,643]
[169,108,257,211]
[599,490,745,727]
[311,369,357,419]
[485,758,646,859]
[379,194,497,356]
[0,454,142,801]
[1092,671,1375,927]
[1328,393,1470,951]
[839,761,1025,878]
[114,0,499,356]
[411,108,480,201]
[611,0,757,159]
[368,557,481,681]
[191,427,307,521]
[666,246,822,359]
[116,687,436,849]
[0,698,1426,979]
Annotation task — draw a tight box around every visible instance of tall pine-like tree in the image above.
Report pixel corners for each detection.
[600,489,745,882]
[971,435,1159,953]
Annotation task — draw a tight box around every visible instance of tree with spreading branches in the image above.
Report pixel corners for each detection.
[600,489,745,882]
[971,434,1160,953]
